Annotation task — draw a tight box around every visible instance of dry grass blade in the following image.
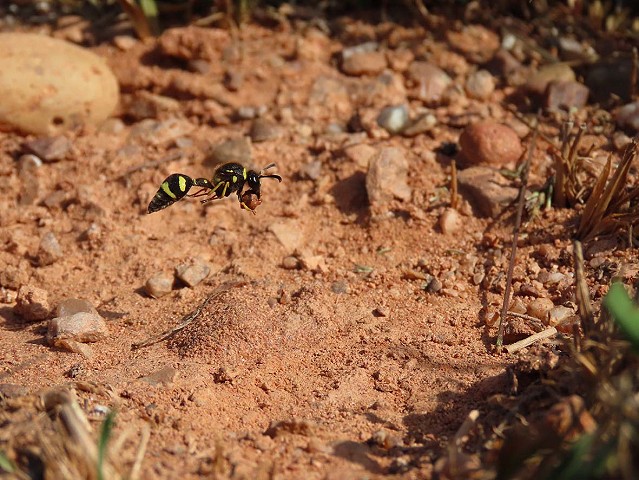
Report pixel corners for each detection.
[553,122,587,208]
[576,137,638,240]
[450,160,459,210]
[573,241,595,339]
[115,0,154,40]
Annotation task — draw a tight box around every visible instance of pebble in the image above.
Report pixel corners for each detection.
[124,91,180,120]
[140,366,179,386]
[510,297,527,314]
[343,143,377,168]
[207,136,252,166]
[113,35,138,51]
[527,297,555,322]
[341,50,387,76]
[236,106,257,120]
[525,64,576,97]
[37,232,63,266]
[47,312,109,344]
[406,61,452,105]
[439,208,462,235]
[616,101,639,131]
[486,49,522,79]
[545,81,589,110]
[459,120,523,168]
[558,37,597,62]
[299,160,322,180]
[373,306,389,317]
[0,33,119,135]
[503,316,536,343]
[55,339,93,357]
[331,280,351,294]
[366,147,411,207]
[548,305,574,327]
[299,254,326,273]
[249,118,283,142]
[17,154,41,205]
[612,131,632,151]
[281,256,300,270]
[145,273,174,298]
[98,118,125,135]
[376,104,409,134]
[446,25,500,63]
[457,166,519,218]
[175,259,211,288]
[14,285,50,321]
[402,112,437,137]
[269,221,304,251]
[23,136,70,162]
[56,298,98,317]
[224,70,243,91]
[465,69,495,100]
[427,277,442,293]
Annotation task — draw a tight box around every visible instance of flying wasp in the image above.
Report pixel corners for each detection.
[147,162,282,214]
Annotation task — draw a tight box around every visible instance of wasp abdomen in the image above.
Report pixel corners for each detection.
[147,174,195,214]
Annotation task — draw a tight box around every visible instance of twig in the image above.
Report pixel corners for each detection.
[129,425,150,480]
[573,240,594,338]
[496,119,540,348]
[450,160,459,210]
[505,327,559,354]
[631,47,638,101]
[131,281,244,350]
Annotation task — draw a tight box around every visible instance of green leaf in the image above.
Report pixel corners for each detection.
[603,282,639,350]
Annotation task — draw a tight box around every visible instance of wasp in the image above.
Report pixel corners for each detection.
[147,162,282,214]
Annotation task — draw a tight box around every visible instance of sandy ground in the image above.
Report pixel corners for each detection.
[0,7,635,479]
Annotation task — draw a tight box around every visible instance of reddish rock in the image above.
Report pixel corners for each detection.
[341,50,387,76]
[406,62,452,105]
[446,25,500,63]
[14,286,50,322]
[459,120,523,168]
[525,64,575,97]
[457,166,519,218]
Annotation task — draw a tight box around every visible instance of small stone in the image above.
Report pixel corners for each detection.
[56,298,97,317]
[206,137,252,166]
[140,366,179,386]
[124,91,181,120]
[545,81,589,110]
[402,112,437,137]
[223,70,243,91]
[510,297,527,314]
[427,277,442,293]
[269,221,304,251]
[373,306,389,317]
[527,297,555,322]
[548,306,574,327]
[1,263,30,290]
[113,35,138,50]
[299,160,322,180]
[300,254,326,272]
[616,101,639,132]
[343,143,377,168]
[281,256,299,270]
[145,273,174,298]
[486,49,522,79]
[525,64,576,97]
[558,37,596,62]
[175,259,211,288]
[439,208,462,235]
[366,147,411,207]
[465,69,495,100]
[98,118,125,135]
[446,25,500,63]
[236,106,257,120]
[37,232,63,266]
[331,280,350,294]
[503,316,536,343]
[47,312,109,344]
[612,131,632,151]
[457,166,519,218]
[406,62,452,105]
[249,118,283,142]
[377,104,409,134]
[459,120,523,168]
[519,283,541,298]
[14,285,50,321]
[23,136,70,162]
[341,47,387,76]
[55,339,93,357]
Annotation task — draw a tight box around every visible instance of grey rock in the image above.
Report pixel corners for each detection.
[341,50,387,76]
[366,147,411,207]
[47,312,109,343]
[56,298,98,317]
[331,280,351,294]
[377,104,409,134]
[249,118,284,142]
[402,112,437,137]
[175,259,211,288]
[207,136,252,166]
[616,101,639,132]
[140,366,179,386]
[37,231,63,266]
[545,81,589,110]
[457,166,519,218]
[269,221,304,251]
[281,256,300,270]
[24,136,70,162]
[299,160,322,180]
[406,62,452,105]
[145,273,174,298]
[465,69,495,100]
[525,64,575,97]
[548,305,574,327]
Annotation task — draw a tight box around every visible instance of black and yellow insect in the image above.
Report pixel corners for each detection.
[147,162,282,214]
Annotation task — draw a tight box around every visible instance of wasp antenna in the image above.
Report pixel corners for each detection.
[261,162,277,172]
[260,173,282,182]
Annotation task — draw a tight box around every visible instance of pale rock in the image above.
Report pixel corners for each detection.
[47,312,109,343]
[14,285,50,322]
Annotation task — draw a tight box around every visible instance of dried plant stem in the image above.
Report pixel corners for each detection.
[496,121,539,348]
[631,47,638,100]
[130,425,150,480]
[450,160,459,210]
[573,241,594,339]
[131,282,244,349]
[505,327,558,354]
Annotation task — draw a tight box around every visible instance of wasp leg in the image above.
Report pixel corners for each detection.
[200,181,228,204]
[187,188,210,198]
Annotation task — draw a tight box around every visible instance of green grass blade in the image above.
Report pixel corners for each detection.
[97,410,117,480]
[0,451,15,473]
[604,282,639,350]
